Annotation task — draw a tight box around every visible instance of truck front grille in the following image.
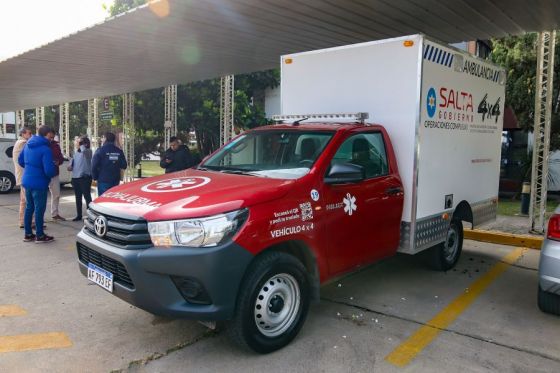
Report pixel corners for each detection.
[84,207,152,249]
[77,242,134,289]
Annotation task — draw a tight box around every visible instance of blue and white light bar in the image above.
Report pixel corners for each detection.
[272,112,369,123]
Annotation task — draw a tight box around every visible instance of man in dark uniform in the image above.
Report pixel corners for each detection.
[160,136,195,173]
[92,132,127,195]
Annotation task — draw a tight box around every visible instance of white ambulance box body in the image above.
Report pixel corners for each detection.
[280,35,506,253]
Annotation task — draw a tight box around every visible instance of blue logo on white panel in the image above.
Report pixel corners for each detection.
[426,87,437,118]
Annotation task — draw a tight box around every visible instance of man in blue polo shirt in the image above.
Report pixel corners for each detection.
[92,132,127,195]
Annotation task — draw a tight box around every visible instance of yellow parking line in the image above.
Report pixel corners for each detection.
[0,305,27,317]
[0,332,72,353]
[385,247,526,367]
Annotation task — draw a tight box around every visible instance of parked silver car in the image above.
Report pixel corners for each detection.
[538,210,560,315]
[0,138,72,194]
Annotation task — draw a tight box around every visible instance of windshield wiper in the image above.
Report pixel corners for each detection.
[219,169,254,176]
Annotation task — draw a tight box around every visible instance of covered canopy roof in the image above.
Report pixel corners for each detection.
[1,0,559,112]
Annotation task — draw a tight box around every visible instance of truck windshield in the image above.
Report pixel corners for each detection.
[201,130,334,179]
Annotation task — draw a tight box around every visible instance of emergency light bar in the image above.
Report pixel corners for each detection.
[272,112,369,124]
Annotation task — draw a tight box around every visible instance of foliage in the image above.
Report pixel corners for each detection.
[105,0,146,17]
[491,33,560,149]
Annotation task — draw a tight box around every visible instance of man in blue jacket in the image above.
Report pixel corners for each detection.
[92,132,127,195]
[18,125,57,243]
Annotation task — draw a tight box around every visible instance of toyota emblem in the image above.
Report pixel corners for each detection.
[94,216,108,237]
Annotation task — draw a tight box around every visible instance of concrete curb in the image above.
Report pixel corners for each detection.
[464,229,543,250]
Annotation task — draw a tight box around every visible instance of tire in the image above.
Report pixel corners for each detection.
[427,219,463,271]
[0,171,15,194]
[229,251,310,354]
[538,286,560,315]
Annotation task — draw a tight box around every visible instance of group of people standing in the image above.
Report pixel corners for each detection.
[13,126,127,243]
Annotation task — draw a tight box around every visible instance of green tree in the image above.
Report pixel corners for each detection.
[491,33,560,148]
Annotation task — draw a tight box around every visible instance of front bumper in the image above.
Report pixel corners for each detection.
[77,229,254,321]
[539,238,560,295]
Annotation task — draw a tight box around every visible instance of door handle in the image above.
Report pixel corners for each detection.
[385,186,402,195]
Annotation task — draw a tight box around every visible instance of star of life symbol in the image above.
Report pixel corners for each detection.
[343,193,357,216]
[141,176,211,193]
[426,87,437,118]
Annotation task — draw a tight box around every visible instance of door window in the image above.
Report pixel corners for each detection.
[330,132,388,179]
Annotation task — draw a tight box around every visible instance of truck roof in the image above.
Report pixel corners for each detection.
[255,122,384,132]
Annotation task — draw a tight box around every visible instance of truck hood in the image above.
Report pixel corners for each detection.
[93,169,295,221]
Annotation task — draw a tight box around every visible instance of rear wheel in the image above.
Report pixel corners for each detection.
[229,251,310,354]
[538,285,560,315]
[427,219,463,271]
[0,171,15,194]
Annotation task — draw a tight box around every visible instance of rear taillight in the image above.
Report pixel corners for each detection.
[547,214,560,240]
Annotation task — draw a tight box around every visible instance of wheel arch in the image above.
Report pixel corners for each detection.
[253,240,321,302]
[452,200,473,229]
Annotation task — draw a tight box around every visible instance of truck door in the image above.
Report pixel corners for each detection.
[323,131,403,275]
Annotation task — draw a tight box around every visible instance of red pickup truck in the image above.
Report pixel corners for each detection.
[77,118,466,353]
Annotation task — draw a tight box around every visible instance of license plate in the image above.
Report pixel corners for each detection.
[87,263,113,292]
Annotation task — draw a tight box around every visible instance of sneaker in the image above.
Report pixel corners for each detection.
[52,215,66,221]
[35,235,55,244]
[23,234,36,242]
[72,216,83,222]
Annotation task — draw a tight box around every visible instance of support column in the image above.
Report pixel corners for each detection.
[164,84,177,149]
[15,110,25,135]
[87,98,99,151]
[220,75,234,146]
[530,30,557,233]
[59,103,70,156]
[122,93,135,182]
[35,107,45,132]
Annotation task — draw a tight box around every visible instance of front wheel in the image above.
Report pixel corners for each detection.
[229,251,310,354]
[427,219,463,271]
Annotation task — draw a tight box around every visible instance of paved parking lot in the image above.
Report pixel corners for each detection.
[1,188,559,372]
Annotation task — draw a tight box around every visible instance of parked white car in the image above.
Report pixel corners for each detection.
[0,138,72,194]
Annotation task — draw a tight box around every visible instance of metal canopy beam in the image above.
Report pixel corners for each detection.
[87,98,99,151]
[164,84,177,149]
[220,75,234,146]
[1,0,559,112]
[530,30,557,233]
[35,107,45,132]
[122,93,135,182]
[59,102,70,156]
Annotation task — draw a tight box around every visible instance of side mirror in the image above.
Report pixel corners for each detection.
[325,163,365,184]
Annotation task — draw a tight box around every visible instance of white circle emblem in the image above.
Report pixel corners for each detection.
[310,189,320,202]
[141,176,211,193]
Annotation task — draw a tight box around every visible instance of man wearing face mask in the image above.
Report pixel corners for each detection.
[160,136,195,173]
[69,136,93,221]
[47,132,66,221]
[92,132,127,195]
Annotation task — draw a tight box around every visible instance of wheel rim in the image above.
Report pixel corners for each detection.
[443,224,459,262]
[0,177,11,192]
[254,273,301,337]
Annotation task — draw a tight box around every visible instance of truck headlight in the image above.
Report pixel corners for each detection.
[147,209,248,247]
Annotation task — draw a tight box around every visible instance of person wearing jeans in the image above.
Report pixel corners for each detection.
[69,136,93,221]
[12,127,33,228]
[92,132,127,196]
[18,125,56,243]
